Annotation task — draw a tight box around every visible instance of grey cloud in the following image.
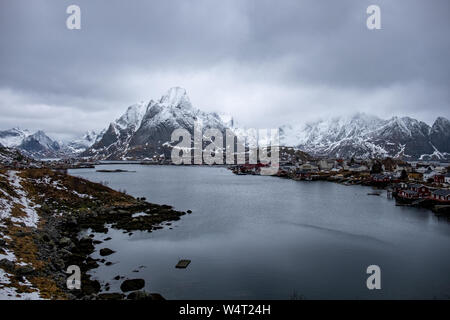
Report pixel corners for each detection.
[0,0,449,139]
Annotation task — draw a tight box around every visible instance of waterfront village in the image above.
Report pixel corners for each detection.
[1,146,449,215]
[229,148,450,215]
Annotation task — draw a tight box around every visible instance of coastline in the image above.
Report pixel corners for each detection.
[0,168,187,300]
[229,165,450,216]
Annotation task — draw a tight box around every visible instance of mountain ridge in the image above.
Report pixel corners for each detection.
[280,113,450,160]
[1,88,448,161]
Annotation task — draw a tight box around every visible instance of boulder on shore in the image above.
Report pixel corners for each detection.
[99,248,115,256]
[120,279,145,292]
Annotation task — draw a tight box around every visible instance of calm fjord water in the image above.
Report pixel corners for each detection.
[69,165,450,299]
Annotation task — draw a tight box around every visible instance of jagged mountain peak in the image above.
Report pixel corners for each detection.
[429,116,450,156]
[432,116,450,130]
[22,130,59,150]
[159,87,192,109]
[115,101,148,130]
[64,130,100,154]
[83,87,229,160]
[82,130,98,141]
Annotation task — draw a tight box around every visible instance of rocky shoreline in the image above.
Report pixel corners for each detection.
[0,168,188,300]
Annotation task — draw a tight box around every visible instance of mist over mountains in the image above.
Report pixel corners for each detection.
[1,87,449,161]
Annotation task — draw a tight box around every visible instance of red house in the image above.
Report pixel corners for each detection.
[431,189,450,203]
[434,175,445,184]
[408,184,431,198]
[398,190,419,199]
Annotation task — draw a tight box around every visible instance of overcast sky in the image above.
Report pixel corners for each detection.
[0,0,449,140]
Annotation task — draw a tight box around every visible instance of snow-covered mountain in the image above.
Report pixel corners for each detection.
[3,89,447,162]
[82,87,232,160]
[0,128,69,159]
[0,128,31,148]
[18,130,63,159]
[280,113,450,160]
[65,130,102,154]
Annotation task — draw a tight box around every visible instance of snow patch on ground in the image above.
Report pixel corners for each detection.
[6,171,40,228]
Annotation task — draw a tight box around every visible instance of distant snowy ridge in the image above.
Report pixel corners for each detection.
[0,128,101,159]
[2,88,448,161]
[65,130,102,154]
[280,113,450,160]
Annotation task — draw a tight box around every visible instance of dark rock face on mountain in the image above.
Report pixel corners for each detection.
[430,117,450,154]
[280,114,450,160]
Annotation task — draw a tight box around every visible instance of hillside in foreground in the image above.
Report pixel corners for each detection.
[0,168,185,300]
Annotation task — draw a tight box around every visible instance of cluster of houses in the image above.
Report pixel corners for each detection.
[231,154,450,207]
[394,183,450,204]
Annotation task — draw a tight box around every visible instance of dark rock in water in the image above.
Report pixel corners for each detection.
[105,261,112,266]
[104,237,112,241]
[187,210,192,214]
[127,290,152,300]
[120,279,145,292]
[82,279,101,295]
[99,248,115,256]
[93,240,103,245]
[85,257,99,270]
[78,237,95,253]
[96,169,133,173]
[113,275,121,280]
